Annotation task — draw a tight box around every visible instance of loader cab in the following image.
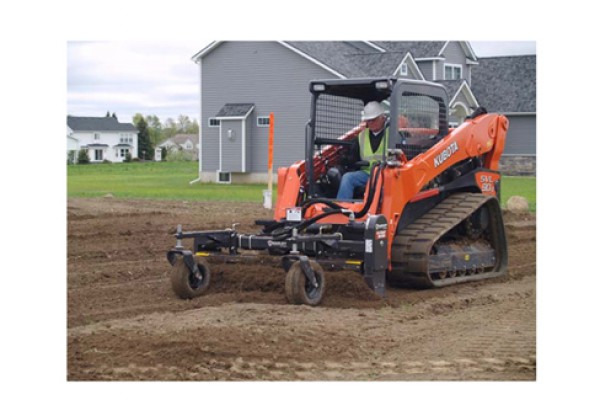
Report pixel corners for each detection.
[306,77,394,199]
[305,78,449,199]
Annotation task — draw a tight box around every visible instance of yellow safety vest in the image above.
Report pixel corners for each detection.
[358,127,388,173]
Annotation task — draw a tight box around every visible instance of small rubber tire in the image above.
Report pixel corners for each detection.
[284,260,326,306]
[170,258,211,299]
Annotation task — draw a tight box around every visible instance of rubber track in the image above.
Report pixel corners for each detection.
[389,192,507,288]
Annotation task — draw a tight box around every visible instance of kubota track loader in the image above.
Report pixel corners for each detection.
[167,78,509,306]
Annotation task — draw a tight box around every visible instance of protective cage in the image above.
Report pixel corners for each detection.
[313,93,364,144]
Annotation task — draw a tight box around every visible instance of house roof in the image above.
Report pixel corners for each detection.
[436,79,479,109]
[194,41,474,79]
[435,79,463,97]
[373,41,447,59]
[193,42,533,114]
[67,116,137,132]
[470,55,536,113]
[216,103,255,118]
[284,41,372,77]
[159,134,199,147]
[285,41,468,78]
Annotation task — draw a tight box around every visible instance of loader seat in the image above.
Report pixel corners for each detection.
[324,167,366,200]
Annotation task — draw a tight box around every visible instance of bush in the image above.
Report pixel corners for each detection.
[166,150,195,162]
[77,149,90,164]
[67,150,76,165]
[124,152,132,163]
[102,159,112,164]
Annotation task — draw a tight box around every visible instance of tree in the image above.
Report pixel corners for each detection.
[145,114,163,147]
[135,115,154,160]
[77,149,90,164]
[162,118,178,138]
[177,115,192,133]
[188,119,199,134]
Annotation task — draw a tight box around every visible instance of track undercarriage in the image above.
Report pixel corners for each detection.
[389,192,508,288]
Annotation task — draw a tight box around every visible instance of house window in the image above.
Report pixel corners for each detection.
[217,171,231,184]
[120,133,133,144]
[119,148,130,158]
[400,63,408,76]
[94,133,101,141]
[444,64,462,80]
[94,149,103,161]
[208,118,220,127]
[257,116,270,127]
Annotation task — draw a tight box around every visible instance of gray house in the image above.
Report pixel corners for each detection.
[192,41,535,183]
[471,55,536,175]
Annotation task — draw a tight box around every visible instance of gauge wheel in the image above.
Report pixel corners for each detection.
[170,258,211,299]
[284,260,326,306]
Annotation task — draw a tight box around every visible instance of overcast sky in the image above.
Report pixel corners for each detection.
[67,41,536,125]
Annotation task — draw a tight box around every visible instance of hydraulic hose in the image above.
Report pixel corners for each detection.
[265,163,385,240]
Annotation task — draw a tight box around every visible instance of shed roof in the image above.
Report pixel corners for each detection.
[215,103,255,118]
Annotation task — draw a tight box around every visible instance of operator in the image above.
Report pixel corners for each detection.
[336,101,389,200]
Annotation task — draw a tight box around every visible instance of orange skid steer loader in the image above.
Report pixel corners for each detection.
[167,78,509,306]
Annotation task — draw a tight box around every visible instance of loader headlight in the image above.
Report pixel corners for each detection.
[375,80,390,90]
[312,83,326,92]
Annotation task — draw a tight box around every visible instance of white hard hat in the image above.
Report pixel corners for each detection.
[362,101,385,121]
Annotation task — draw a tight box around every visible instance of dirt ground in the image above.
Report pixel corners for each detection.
[67,197,536,381]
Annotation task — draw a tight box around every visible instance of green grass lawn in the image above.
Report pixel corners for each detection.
[67,161,267,202]
[68,161,536,211]
[500,176,536,212]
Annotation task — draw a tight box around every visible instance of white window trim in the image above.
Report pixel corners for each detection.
[119,132,133,144]
[444,63,463,80]
[216,170,231,184]
[257,116,270,127]
[392,53,425,80]
[400,63,408,76]
[208,117,220,127]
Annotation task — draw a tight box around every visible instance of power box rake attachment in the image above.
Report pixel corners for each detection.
[167,214,389,306]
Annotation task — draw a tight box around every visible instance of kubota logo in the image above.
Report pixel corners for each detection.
[434,141,459,168]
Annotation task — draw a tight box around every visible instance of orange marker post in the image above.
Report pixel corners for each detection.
[268,112,274,194]
[263,112,275,209]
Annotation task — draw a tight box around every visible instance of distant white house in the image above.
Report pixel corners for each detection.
[157,134,199,160]
[67,126,80,163]
[67,116,138,163]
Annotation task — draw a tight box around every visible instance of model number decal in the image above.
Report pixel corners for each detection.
[479,174,496,193]
[434,141,459,168]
